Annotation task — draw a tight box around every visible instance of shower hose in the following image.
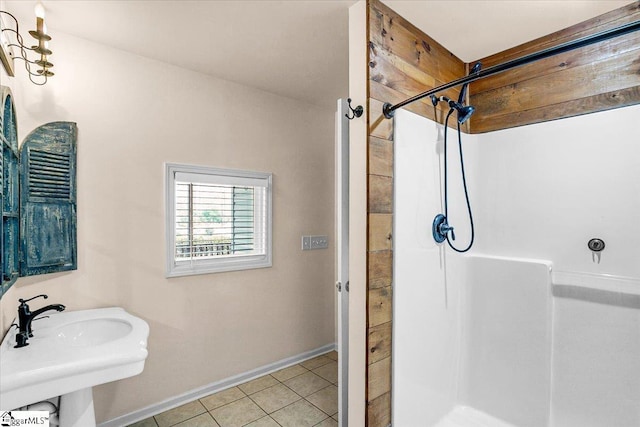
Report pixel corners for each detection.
[442,108,475,253]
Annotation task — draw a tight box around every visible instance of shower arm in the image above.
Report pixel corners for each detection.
[382,19,640,119]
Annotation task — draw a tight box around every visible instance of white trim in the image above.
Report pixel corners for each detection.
[164,163,273,278]
[336,98,350,427]
[98,343,337,427]
[175,171,269,188]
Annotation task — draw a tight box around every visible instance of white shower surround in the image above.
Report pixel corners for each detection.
[393,106,640,427]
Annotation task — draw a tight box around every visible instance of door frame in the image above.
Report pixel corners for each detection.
[336,98,350,427]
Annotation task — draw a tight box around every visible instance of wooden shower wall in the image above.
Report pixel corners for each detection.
[364,0,640,425]
[470,1,640,133]
[365,1,466,426]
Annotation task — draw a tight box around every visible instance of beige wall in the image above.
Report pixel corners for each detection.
[0,29,336,423]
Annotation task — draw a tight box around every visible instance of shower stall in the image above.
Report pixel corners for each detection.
[392,104,640,426]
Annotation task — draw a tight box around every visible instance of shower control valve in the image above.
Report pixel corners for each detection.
[432,214,455,243]
[442,224,455,241]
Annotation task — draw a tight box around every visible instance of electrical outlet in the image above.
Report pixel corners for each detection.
[302,236,311,250]
[302,235,328,250]
[310,235,329,250]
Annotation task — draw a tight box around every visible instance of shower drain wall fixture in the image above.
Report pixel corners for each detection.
[588,238,605,252]
[588,238,606,264]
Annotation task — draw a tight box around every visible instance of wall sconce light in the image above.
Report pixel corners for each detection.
[0,2,54,85]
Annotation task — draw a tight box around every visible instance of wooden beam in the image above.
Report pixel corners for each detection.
[478,2,640,68]
[472,85,640,133]
[470,2,640,132]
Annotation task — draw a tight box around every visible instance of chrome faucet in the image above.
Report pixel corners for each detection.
[15,294,66,348]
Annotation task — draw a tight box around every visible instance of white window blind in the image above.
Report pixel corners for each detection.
[166,164,272,277]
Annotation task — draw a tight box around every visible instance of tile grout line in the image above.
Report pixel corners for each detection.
[278,371,331,401]
[311,415,333,427]
[144,352,337,427]
[157,384,332,427]
[238,362,328,423]
[303,400,337,419]
[198,388,249,421]
[304,398,335,419]
[271,365,311,383]
[240,414,284,427]
[244,385,303,416]
[275,360,338,419]
[259,371,305,416]
[201,388,249,427]
[160,406,209,427]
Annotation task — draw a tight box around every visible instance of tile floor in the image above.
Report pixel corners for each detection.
[129,351,339,427]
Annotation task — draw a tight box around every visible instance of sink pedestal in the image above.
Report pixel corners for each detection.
[60,388,96,427]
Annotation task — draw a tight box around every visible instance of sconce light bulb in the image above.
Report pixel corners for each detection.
[35,2,46,19]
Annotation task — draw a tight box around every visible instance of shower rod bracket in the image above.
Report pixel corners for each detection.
[382,102,395,119]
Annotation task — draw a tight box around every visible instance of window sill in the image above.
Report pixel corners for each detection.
[166,256,272,278]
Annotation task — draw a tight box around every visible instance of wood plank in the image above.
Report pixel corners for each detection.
[476,2,640,67]
[370,1,465,83]
[368,321,392,364]
[370,0,452,59]
[469,3,640,133]
[369,98,394,140]
[470,47,640,118]
[369,136,393,178]
[367,392,391,427]
[370,81,465,131]
[470,31,640,94]
[368,46,465,127]
[370,81,433,120]
[368,174,393,214]
[370,41,437,95]
[368,213,392,252]
[368,356,392,400]
[368,249,392,289]
[368,285,392,327]
[472,85,640,133]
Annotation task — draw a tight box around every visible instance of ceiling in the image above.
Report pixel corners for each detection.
[3,0,635,109]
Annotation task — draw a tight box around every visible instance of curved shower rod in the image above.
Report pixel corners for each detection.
[382,19,640,119]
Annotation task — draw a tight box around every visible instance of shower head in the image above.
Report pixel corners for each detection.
[438,96,475,125]
[458,61,482,105]
[457,105,475,124]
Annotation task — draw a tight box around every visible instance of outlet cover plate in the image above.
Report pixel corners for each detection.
[301,235,328,250]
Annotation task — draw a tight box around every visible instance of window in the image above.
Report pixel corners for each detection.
[165,163,272,277]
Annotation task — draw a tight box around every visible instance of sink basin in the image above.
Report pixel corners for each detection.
[0,307,149,410]
[56,318,133,347]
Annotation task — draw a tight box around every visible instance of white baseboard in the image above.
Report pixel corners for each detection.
[99,343,337,427]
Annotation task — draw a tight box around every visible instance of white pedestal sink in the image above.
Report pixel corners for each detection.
[0,307,150,427]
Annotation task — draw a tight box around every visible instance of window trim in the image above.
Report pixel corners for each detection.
[165,163,272,277]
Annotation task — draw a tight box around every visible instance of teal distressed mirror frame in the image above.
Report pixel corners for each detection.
[0,85,77,298]
[1,86,20,295]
